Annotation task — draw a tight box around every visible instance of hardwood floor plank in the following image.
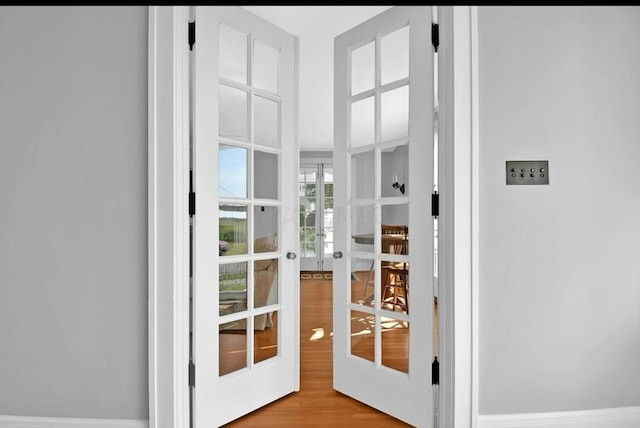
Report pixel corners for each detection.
[223,278,412,427]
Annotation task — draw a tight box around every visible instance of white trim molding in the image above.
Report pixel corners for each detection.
[478,407,640,428]
[148,5,191,428]
[443,5,479,428]
[0,416,148,428]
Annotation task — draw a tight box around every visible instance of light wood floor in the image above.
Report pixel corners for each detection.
[223,276,435,427]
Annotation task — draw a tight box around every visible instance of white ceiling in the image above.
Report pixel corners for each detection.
[242,6,392,150]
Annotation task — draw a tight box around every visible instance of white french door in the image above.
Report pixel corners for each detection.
[192,6,298,427]
[299,162,334,271]
[333,6,435,427]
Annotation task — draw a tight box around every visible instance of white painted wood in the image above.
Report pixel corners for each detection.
[438,6,480,428]
[437,5,455,428]
[0,416,148,428]
[478,407,640,428]
[333,6,434,427]
[147,6,191,428]
[192,6,298,427]
[470,6,480,428]
[293,30,301,396]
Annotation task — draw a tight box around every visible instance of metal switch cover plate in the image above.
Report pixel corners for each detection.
[506,160,549,185]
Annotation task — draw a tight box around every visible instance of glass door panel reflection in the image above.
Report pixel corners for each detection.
[380,85,409,142]
[253,258,278,309]
[350,96,375,148]
[299,167,317,262]
[321,167,334,261]
[219,85,249,142]
[219,23,248,85]
[254,311,278,364]
[381,144,408,198]
[381,317,409,373]
[351,257,376,307]
[219,204,247,256]
[219,145,247,198]
[219,261,248,316]
[351,40,375,96]
[351,150,375,200]
[254,95,279,148]
[253,39,280,95]
[254,151,278,200]
[351,205,375,255]
[380,25,409,86]
[350,309,375,364]
[219,321,247,376]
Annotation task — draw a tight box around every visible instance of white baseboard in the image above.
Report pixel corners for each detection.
[479,406,640,428]
[0,415,148,428]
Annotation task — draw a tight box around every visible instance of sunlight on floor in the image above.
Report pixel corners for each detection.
[309,327,324,341]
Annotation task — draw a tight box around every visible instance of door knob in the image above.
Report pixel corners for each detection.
[286,252,297,260]
[332,251,343,259]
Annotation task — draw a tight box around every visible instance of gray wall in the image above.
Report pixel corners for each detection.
[0,6,148,419]
[478,6,640,414]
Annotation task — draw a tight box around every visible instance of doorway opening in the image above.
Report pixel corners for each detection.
[185,4,443,427]
[299,150,334,274]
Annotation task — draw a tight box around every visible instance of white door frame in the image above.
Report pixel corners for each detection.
[437,6,479,428]
[148,6,191,428]
[147,5,479,428]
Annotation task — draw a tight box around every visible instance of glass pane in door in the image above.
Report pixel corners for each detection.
[351,205,375,254]
[219,85,249,141]
[381,144,409,198]
[351,257,376,307]
[254,151,278,200]
[351,40,375,95]
[351,96,375,148]
[254,311,278,364]
[219,204,247,256]
[380,25,409,86]
[219,145,247,198]
[380,203,409,255]
[350,309,375,363]
[219,23,247,84]
[351,150,375,200]
[219,261,248,316]
[380,85,409,142]
[219,320,248,376]
[253,39,279,95]
[254,258,278,309]
[253,206,278,252]
[322,168,334,259]
[381,317,409,373]
[254,95,279,148]
[299,167,317,259]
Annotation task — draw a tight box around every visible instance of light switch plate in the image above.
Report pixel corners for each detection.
[506,160,549,185]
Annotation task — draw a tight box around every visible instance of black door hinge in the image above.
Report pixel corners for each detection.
[188,21,195,51]
[189,191,196,216]
[432,22,439,52]
[431,191,439,218]
[189,361,195,387]
[432,356,439,385]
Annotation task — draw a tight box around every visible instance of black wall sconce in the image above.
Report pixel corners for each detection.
[392,174,405,194]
